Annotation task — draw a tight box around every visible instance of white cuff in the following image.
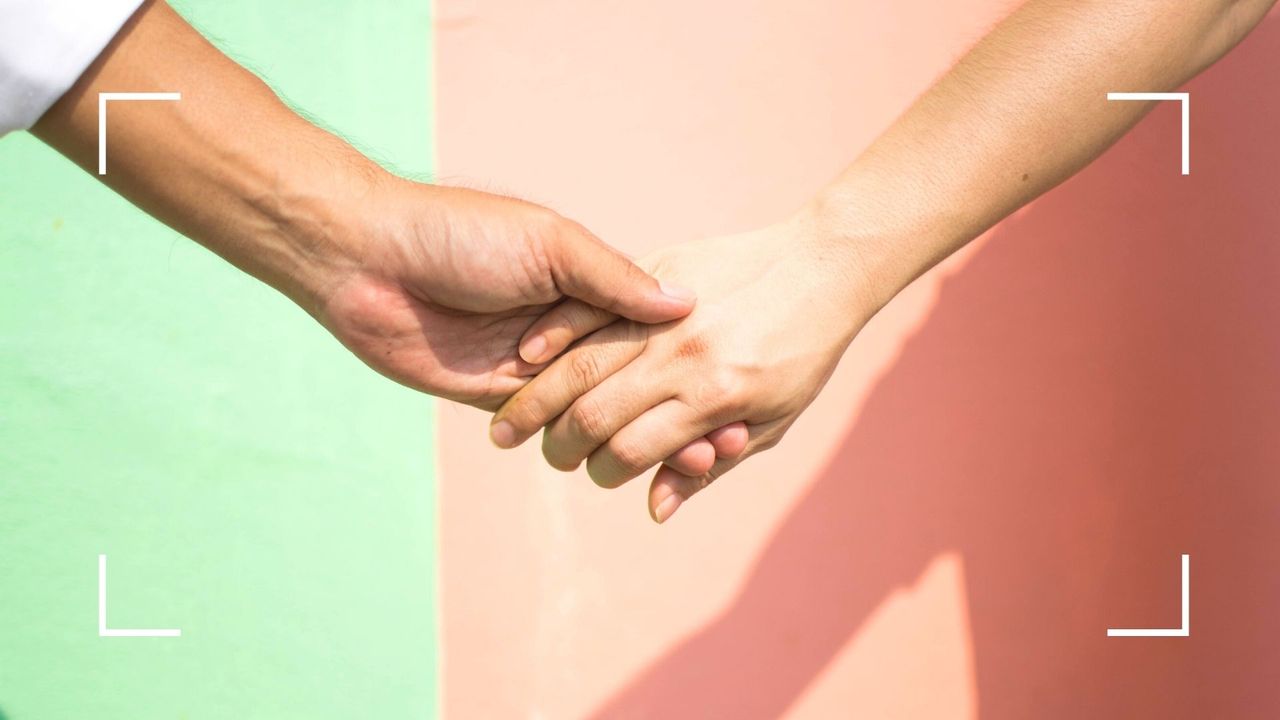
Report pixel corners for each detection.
[0,0,146,137]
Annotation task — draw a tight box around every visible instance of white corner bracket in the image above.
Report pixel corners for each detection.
[1106,92,1190,175]
[97,92,181,175]
[1107,553,1189,637]
[98,554,181,638]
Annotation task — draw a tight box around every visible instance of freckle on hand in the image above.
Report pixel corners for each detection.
[1021,173,1029,181]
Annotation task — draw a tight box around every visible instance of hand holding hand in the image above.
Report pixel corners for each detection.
[491,217,879,521]
[310,179,698,410]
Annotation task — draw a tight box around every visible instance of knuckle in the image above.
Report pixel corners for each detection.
[516,237,555,301]
[607,438,651,478]
[697,367,748,413]
[567,350,604,391]
[568,399,611,443]
[518,208,564,276]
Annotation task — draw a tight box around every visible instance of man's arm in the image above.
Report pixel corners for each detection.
[28,1,707,415]
[497,0,1277,522]
[31,0,369,312]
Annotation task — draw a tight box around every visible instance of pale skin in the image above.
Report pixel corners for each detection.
[28,1,749,475]
[494,0,1279,522]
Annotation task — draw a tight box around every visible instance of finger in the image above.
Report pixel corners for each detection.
[648,419,788,522]
[647,456,743,524]
[661,437,717,478]
[490,320,646,449]
[660,421,749,476]
[583,398,735,489]
[546,222,696,323]
[648,421,772,523]
[707,422,749,458]
[542,352,677,472]
[518,299,616,365]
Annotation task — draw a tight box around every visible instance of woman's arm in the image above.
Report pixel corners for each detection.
[493,0,1277,522]
[810,0,1276,313]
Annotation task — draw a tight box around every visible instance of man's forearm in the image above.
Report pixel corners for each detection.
[807,0,1275,311]
[31,0,377,314]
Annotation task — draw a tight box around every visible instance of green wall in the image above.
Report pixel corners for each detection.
[0,2,438,717]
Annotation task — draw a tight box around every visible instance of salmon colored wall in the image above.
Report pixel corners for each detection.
[434,1,1280,717]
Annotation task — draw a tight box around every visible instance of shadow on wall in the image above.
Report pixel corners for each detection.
[591,17,1280,720]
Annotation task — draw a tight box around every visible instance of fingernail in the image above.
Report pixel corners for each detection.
[658,281,696,304]
[520,334,549,364]
[490,420,516,449]
[653,493,683,524]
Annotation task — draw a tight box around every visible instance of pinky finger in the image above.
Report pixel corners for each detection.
[650,418,792,523]
[648,456,741,524]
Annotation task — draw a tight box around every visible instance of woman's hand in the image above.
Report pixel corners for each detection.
[490,217,879,521]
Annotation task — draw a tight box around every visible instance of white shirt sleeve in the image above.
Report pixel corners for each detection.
[0,0,145,137]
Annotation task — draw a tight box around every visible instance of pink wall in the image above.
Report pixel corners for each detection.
[435,1,1280,716]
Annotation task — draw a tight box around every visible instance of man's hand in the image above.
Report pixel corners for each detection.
[312,180,697,409]
[491,218,878,522]
[29,0,701,412]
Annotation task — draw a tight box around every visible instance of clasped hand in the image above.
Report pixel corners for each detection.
[489,219,877,523]
[308,176,875,524]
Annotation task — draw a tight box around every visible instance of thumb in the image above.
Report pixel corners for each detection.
[545,221,696,323]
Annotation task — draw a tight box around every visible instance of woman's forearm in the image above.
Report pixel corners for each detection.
[807,0,1275,312]
[493,0,1278,520]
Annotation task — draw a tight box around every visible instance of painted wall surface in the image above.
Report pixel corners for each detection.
[0,2,438,718]
[436,1,1280,718]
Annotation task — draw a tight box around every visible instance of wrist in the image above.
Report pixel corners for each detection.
[790,174,972,318]
[237,134,390,317]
